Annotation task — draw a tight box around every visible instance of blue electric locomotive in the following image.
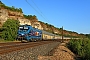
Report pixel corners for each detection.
[17,25,42,42]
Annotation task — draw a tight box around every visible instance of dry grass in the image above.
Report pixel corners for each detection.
[0,40,20,43]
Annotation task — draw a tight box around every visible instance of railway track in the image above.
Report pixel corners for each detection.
[0,42,21,47]
[0,41,58,55]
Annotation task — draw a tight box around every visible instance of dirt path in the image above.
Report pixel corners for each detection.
[38,42,76,60]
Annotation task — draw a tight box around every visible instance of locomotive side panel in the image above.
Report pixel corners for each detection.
[17,25,42,42]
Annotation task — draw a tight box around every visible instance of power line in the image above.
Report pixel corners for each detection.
[5,0,13,5]
[25,0,48,22]
[31,0,43,14]
[31,0,49,21]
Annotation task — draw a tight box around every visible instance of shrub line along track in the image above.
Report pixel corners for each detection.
[0,40,61,55]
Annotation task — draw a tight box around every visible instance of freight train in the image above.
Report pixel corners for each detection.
[17,25,71,42]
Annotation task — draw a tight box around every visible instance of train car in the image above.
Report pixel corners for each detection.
[17,25,42,42]
[42,30,55,40]
[17,24,63,42]
[54,35,62,39]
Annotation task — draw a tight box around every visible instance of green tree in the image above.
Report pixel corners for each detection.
[85,34,90,39]
[19,8,23,13]
[23,14,37,20]
[11,6,15,11]
[2,19,19,41]
[0,1,23,13]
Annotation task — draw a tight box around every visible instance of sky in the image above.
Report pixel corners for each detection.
[1,0,90,34]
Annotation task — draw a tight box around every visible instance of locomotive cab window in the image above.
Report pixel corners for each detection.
[24,26,29,30]
[19,26,29,32]
[19,26,23,30]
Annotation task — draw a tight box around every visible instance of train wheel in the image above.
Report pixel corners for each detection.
[34,40,36,42]
[21,40,23,42]
[21,37,23,42]
[34,39,37,42]
[30,38,33,42]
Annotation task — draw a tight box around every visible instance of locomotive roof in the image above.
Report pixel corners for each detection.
[19,25,61,36]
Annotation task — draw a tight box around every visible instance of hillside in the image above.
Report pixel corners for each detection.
[0,1,85,38]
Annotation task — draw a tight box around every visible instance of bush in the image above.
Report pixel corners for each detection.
[67,38,90,60]
[1,19,19,41]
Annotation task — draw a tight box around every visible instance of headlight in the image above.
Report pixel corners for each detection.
[21,34,24,36]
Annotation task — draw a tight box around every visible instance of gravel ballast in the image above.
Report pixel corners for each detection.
[0,42,60,60]
[38,43,75,60]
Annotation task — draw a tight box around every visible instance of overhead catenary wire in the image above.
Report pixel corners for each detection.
[31,0,42,13]
[25,0,48,22]
[5,0,13,5]
[31,0,49,21]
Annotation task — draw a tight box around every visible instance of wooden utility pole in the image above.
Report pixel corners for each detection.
[62,26,63,42]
